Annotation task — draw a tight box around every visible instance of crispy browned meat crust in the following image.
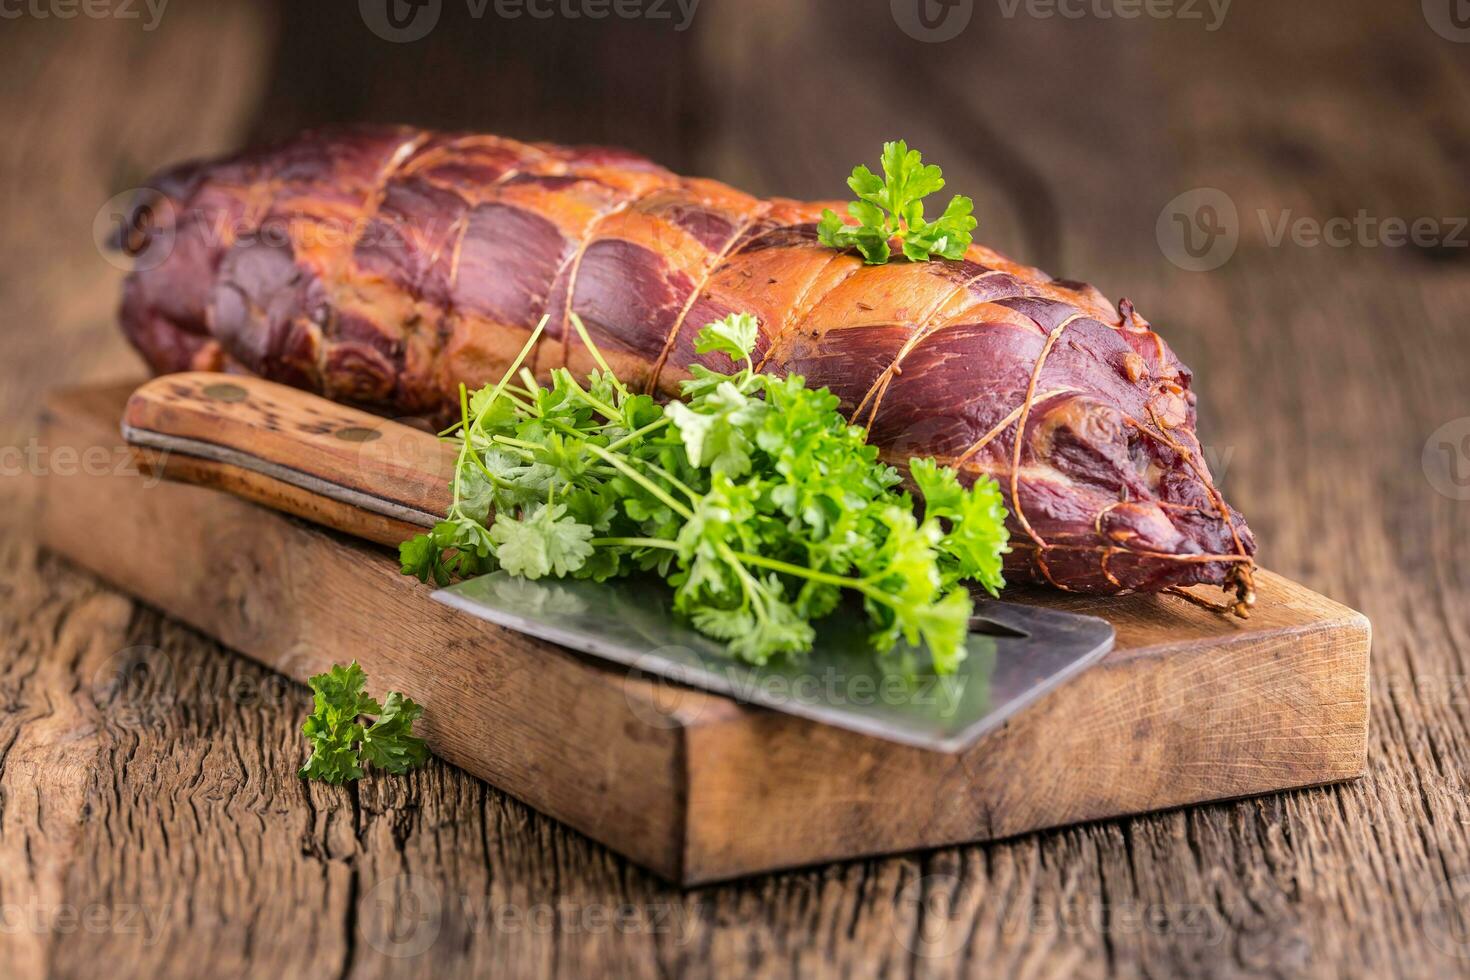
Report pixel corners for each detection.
[117,126,1256,600]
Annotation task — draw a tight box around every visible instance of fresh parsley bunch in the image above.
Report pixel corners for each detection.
[299,662,428,783]
[401,312,1010,673]
[818,140,977,265]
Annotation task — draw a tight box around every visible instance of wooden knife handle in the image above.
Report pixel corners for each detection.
[123,373,457,547]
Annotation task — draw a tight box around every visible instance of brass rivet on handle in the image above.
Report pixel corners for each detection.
[201,383,247,403]
[333,426,382,443]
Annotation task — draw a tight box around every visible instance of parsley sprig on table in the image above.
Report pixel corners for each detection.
[299,662,428,784]
[400,312,1009,673]
[818,141,977,265]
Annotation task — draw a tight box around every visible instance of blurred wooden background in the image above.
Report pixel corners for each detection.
[2,1,1469,977]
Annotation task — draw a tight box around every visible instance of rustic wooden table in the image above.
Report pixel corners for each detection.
[2,2,1467,977]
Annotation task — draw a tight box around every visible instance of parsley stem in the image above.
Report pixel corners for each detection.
[581,439,699,503]
[603,417,670,452]
[638,459,700,502]
[449,316,550,517]
[450,382,472,513]
[560,375,621,422]
[468,451,516,490]
[534,415,614,444]
[583,444,694,520]
[731,550,887,602]
[716,542,774,626]
[472,316,548,434]
[590,537,677,550]
[495,387,536,412]
[569,312,626,396]
[491,435,542,451]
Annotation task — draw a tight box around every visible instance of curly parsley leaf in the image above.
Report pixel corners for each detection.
[300,663,427,784]
[726,574,815,665]
[399,533,453,588]
[399,310,1010,673]
[910,458,1012,596]
[818,140,977,265]
[693,312,760,364]
[489,502,596,579]
[307,661,377,717]
[666,381,765,477]
[359,692,430,775]
[299,731,365,784]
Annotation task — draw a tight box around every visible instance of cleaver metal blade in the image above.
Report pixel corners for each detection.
[432,572,1114,752]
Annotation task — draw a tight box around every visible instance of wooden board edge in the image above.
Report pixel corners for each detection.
[676,597,1371,883]
[38,389,704,881]
[676,773,1368,888]
[36,382,1375,886]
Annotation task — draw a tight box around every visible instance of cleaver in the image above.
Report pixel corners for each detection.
[122,372,1114,751]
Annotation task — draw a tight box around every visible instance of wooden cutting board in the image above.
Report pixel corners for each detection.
[36,377,1371,885]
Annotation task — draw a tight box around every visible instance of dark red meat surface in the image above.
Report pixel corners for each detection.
[117,126,1256,604]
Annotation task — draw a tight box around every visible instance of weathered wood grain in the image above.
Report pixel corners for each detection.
[3,0,1468,976]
